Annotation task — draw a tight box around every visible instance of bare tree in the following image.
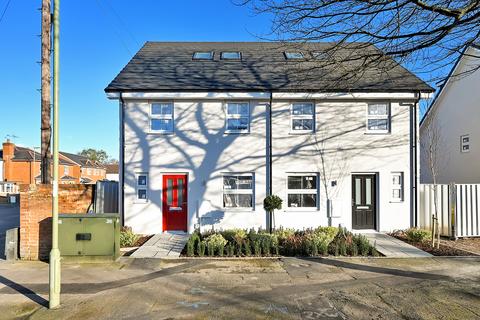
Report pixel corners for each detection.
[40,0,52,184]
[421,113,442,247]
[241,0,480,84]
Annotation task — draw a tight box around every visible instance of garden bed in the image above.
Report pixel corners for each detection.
[120,227,153,256]
[181,227,381,258]
[390,229,478,256]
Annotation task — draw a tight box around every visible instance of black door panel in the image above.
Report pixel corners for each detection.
[352,174,376,229]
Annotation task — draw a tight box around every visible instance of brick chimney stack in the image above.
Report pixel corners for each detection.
[2,139,15,160]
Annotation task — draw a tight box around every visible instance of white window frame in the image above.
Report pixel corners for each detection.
[391,172,404,202]
[286,173,319,210]
[87,168,92,175]
[290,102,315,133]
[225,102,250,134]
[222,173,254,210]
[366,102,390,134]
[149,102,174,134]
[135,172,148,203]
[461,134,470,153]
[64,166,69,175]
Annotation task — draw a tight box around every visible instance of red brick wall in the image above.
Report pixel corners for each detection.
[19,184,94,260]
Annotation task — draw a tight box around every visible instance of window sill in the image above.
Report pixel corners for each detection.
[224,131,250,135]
[133,200,149,204]
[289,131,315,135]
[147,131,174,135]
[389,200,404,203]
[284,208,319,212]
[223,208,255,212]
[364,131,390,135]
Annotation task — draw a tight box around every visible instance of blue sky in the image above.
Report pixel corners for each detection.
[0,0,271,159]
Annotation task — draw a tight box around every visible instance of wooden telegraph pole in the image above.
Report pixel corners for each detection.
[41,0,52,184]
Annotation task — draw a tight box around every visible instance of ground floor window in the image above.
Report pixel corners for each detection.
[136,172,148,202]
[287,174,318,208]
[223,174,254,208]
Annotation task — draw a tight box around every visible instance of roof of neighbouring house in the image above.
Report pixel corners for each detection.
[0,146,76,166]
[60,152,105,169]
[105,41,434,93]
[61,175,77,180]
[105,163,119,174]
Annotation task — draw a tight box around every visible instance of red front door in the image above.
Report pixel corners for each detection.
[162,174,188,232]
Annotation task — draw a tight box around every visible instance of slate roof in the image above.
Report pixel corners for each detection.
[60,152,105,169]
[0,146,75,166]
[105,42,433,93]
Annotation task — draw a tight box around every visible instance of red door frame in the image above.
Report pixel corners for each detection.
[162,174,188,232]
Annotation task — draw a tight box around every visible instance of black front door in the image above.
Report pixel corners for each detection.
[352,174,376,229]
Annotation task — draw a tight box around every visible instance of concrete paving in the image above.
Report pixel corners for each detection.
[0,257,479,319]
[0,204,20,260]
[361,231,433,257]
[131,232,189,259]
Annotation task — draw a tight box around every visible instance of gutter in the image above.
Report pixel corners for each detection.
[413,91,421,227]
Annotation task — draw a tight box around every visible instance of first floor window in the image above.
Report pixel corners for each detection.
[223,174,253,208]
[287,174,318,208]
[366,103,390,133]
[461,134,470,153]
[391,172,403,201]
[136,172,148,202]
[225,102,250,133]
[291,102,314,132]
[150,102,174,133]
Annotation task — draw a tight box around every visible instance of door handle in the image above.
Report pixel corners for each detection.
[169,207,182,211]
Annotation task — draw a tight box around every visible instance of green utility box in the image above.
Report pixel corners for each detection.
[58,214,120,261]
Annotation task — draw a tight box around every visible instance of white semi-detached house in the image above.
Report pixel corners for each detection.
[105,42,433,235]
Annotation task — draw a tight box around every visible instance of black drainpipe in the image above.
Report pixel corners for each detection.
[413,92,420,227]
[268,91,273,232]
[119,92,126,225]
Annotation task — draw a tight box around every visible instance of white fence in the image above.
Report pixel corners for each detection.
[419,183,480,238]
[0,182,19,196]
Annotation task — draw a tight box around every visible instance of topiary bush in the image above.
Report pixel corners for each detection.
[263,195,283,212]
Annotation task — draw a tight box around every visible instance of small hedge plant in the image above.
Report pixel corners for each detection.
[182,226,380,257]
[405,228,431,243]
[120,226,139,247]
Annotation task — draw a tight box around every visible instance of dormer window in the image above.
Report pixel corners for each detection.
[285,52,304,59]
[221,52,241,60]
[193,51,214,60]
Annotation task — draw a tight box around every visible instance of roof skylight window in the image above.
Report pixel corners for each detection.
[221,51,242,60]
[312,51,330,59]
[285,52,304,59]
[193,51,214,60]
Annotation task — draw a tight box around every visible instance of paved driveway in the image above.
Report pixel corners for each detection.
[0,204,20,259]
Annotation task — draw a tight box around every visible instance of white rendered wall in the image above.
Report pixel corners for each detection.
[420,47,480,184]
[123,98,414,234]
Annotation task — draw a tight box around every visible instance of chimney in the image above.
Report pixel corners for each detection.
[2,139,15,160]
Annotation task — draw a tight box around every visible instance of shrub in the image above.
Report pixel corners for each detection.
[274,228,296,245]
[235,242,243,256]
[283,234,304,256]
[207,242,216,256]
[348,242,359,256]
[186,232,200,257]
[197,241,206,257]
[226,243,235,257]
[205,233,228,256]
[120,226,139,247]
[353,235,370,256]
[253,240,262,256]
[319,242,329,256]
[339,240,347,256]
[244,239,252,256]
[405,228,431,243]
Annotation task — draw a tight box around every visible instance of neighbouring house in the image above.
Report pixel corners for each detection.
[105,163,119,181]
[105,42,433,234]
[420,45,480,184]
[0,140,106,185]
[59,152,107,184]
